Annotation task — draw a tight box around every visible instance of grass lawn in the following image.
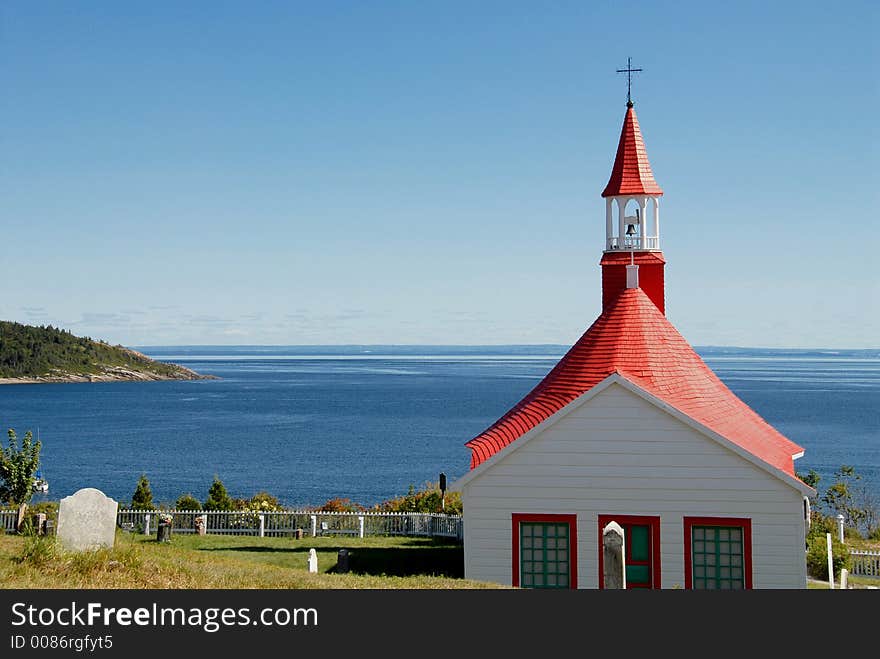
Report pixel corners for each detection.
[0,530,505,589]
[4,530,877,590]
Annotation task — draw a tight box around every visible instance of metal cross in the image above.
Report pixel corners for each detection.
[616,57,642,106]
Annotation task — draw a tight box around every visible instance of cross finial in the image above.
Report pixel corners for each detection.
[616,57,642,107]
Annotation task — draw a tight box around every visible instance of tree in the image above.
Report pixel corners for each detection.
[821,466,868,534]
[130,474,154,510]
[175,493,202,510]
[0,428,42,531]
[204,476,233,511]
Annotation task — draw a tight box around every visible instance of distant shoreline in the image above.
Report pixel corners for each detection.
[0,368,218,385]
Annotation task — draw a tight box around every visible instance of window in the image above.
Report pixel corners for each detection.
[684,517,752,590]
[597,515,662,589]
[512,514,577,588]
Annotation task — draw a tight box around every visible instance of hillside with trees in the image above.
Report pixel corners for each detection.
[0,321,212,383]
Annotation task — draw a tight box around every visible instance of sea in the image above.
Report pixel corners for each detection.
[1,345,878,510]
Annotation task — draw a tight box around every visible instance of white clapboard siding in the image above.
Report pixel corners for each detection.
[462,382,807,589]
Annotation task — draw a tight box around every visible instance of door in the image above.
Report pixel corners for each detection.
[598,515,661,589]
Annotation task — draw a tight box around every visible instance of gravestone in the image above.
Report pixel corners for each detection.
[602,521,626,589]
[336,548,350,573]
[308,548,318,573]
[31,513,47,536]
[56,488,119,552]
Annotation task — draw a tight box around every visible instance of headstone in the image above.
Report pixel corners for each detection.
[194,514,207,536]
[602,521,626,589]
[156,515,172,543]
[840,568,848,590]
[308,548,318,573]
[294,528,303,540]
[31,513,47,536]
[56,488,119,552]
[337,548,350,573]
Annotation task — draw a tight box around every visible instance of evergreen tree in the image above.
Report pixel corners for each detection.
[175,493,202,511]
[204,476,233,511]
[130,474,154,510]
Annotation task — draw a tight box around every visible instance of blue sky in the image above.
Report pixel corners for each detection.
[2,1,877,348]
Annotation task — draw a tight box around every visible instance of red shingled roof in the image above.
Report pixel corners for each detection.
[465,287,803,476]
[601,105,664,198]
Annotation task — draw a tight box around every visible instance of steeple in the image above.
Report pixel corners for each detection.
[599,79,666,314]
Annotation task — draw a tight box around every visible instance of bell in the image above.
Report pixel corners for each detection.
[626,223,637,236]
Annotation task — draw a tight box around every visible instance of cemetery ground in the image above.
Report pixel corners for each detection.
[0,531,503,589]
[2,531,878,589]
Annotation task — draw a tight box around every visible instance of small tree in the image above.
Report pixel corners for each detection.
[0,428,42,531]
[821,466,873,536]
[130,474,154,510]
[175,493,202,511]
[204,476,233,511]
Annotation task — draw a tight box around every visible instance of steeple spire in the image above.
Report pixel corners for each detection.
[599,73,666,315]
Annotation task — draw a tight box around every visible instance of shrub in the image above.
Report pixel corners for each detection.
[248,491,283,511]
[317,497,364,512]
[175,493,202,511]
[806,532,851,581]
[374,481,463,515]
[28,500,59,522]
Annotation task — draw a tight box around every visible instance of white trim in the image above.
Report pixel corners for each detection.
[450,372,814,497]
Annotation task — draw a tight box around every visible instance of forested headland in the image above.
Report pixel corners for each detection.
[0,321,212,383]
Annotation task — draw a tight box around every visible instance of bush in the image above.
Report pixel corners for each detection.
[317,497,364,512]
[374,481,463,515]
[27,500,59,525]
[175,493,202,511]
[806,532,851,581]
[248,491,283,511]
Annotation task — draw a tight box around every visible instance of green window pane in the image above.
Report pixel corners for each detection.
[519,521,572,589]
[629,525,650,562]
[626,564,651,585]
[691,525,746,590]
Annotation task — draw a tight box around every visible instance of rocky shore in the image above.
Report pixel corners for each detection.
[0,364,218,385]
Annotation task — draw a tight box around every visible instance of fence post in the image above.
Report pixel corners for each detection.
[358,515,364,538]
[840,568,848,590]
[310,514,317,537]
[826,533,835,589]
[259,514,265,538]
[144,513,151,536]
[837,514,845,543]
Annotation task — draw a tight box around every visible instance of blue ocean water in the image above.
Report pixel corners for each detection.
[1,346,878,509]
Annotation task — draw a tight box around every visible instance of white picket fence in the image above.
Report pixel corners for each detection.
[0,509,17,533]
[116,509,463,540]
[2,507,463,539]
[849,550,880,578]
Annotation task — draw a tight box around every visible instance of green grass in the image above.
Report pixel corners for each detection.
[4,529,876,590]
[0,531,505,589]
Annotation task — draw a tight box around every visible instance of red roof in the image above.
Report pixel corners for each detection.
[465,287,804,476]
[601,105,664,198]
